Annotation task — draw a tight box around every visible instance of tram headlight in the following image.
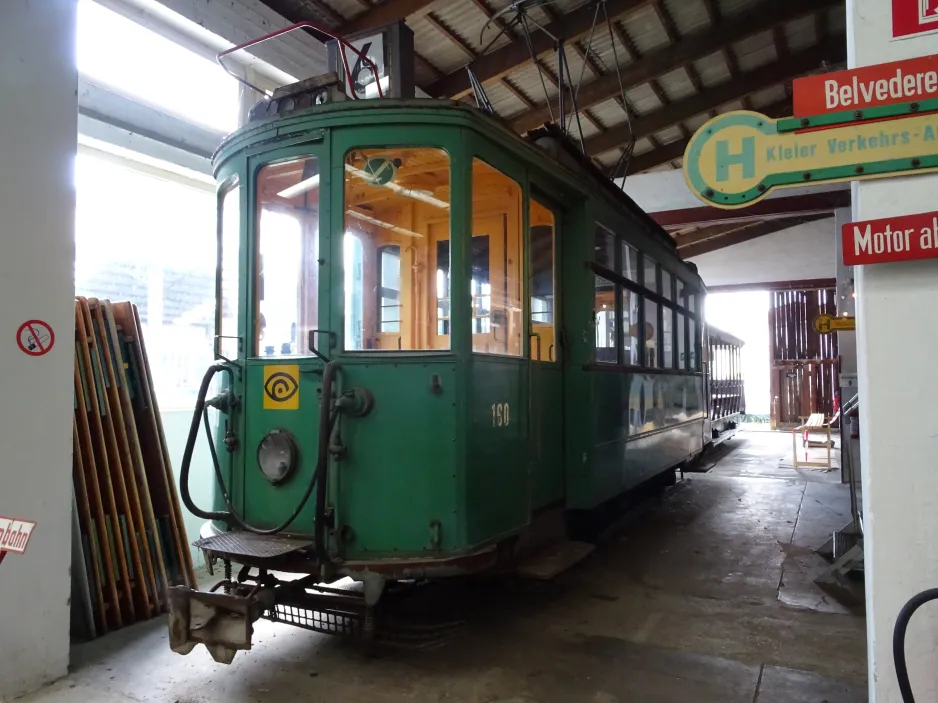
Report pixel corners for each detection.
[256,430,297,485]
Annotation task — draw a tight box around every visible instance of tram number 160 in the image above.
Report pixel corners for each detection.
[491,403,510,427]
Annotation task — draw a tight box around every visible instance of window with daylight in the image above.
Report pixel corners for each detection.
[530,198,557,362]
[471,159,524,357]
[255,156,321,358]
[77,0,239,133]
[75,150,217,411]
[595,274,617,363]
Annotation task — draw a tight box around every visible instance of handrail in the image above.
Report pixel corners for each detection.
[216,21,384,99]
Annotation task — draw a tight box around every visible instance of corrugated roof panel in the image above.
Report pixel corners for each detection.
[434,1,517,56]
[482,80,526,118]
[633,137,655,156]
[654,125,685,144]
[685,113,711,132]
[647,162,675,173]
[663,0,712,36]
[316,0,358,21]
[576,113,604,139]
[750,85,788,108]
[720,99,745,112]
[596,151,620,168]
[505,61,560,104]
[590,98,630,129]
[626,82,664,116]
[734,30,778,72]
[657,68,698,102]
[409,15,475,75]
[694,51,731,87]
[785,15,818,52]
[621,5,672,54]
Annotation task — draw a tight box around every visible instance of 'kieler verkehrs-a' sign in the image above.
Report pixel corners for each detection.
[843,210,938,265]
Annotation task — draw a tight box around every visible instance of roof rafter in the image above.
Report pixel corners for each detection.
[679,215,830,258]
[585,35,844,157]
[624,97,794,173]
[509,0,840,135]
[342,0,437,34]
[426,0,656,99]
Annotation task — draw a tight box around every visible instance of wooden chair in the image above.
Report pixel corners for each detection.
[792,413,833,470]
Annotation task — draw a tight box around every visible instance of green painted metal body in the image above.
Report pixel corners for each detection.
[208,99,707,568]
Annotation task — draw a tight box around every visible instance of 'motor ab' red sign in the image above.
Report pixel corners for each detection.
[843,210,938,266]
[793,54,938,116]
[894,0,938,40]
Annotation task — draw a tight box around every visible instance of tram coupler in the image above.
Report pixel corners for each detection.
[167,585,274,664]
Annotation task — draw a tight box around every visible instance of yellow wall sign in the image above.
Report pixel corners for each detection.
[683,110,938,209]
[263,364,300,410]
[813,314,856,334]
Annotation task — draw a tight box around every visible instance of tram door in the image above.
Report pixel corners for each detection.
[528,196,564,509]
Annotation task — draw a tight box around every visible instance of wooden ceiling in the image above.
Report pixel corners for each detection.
[256,0,847,177]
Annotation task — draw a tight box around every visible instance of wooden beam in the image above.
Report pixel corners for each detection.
[622,98,793,174]
[652,192,849,228]
[707,278,837,293]
[680,215,829,258]
[426,0,656,99]
[584,39,842,156]
[672,222,756,248]
[507,0,841,133]
[342,0,436,34]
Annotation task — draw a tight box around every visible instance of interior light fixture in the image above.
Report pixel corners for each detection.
[346,164,450,210]
[277,174,320,199]
[346,209,423,238]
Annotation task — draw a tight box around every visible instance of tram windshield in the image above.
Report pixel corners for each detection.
[254,156,321,357]
[342,147,452,351]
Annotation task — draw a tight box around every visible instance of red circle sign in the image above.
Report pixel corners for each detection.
[16,320,54,357]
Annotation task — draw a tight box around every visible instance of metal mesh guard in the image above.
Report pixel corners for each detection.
[194,531,313,559]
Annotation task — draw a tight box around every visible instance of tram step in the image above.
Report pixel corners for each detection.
[517,540,595,580]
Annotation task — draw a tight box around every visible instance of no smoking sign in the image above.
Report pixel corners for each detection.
[16,320,54,357]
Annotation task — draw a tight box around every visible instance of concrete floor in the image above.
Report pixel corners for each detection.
[20,430,867,702]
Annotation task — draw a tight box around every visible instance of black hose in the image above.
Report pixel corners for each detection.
[893,587,938,703]
[180,361,341,540]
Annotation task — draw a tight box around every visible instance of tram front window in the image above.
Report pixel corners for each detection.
[255,156,320,357]
[342,147,452,351]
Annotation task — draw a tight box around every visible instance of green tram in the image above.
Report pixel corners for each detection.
[170,68,715,664]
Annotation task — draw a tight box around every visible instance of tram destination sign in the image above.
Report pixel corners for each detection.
[843,210,938,265]
[682,109,938,208]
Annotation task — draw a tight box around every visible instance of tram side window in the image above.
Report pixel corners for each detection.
[643,255,658,292]
[595,226,616,269]
[530,199,557,362]
[662,306,674,369]
[621,287,639,365]
[471,159,523,356]
[378,245,401,333]
[644,298,659,367]
[622,242,638,282]
[688,318,698,369]
[343,147,452,351]
[255,157,319,357]
[677,311,686,369]
[594,274,617,363]
[218,180,240,360]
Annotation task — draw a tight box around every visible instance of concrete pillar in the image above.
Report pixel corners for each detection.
[0,1,77,698]
[847,2,938,700]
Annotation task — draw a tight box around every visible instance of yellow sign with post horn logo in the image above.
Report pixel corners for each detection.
[683,110,938,209]
[263,364,300,410]
[813,314,856,334]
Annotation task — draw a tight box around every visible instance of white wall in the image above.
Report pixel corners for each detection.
[689,219,836,288]
[846,2,938,701]
[621,168,849,214]
[0,0,77,698]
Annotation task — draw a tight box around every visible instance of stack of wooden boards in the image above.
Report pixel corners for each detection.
[71,297,196,640]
